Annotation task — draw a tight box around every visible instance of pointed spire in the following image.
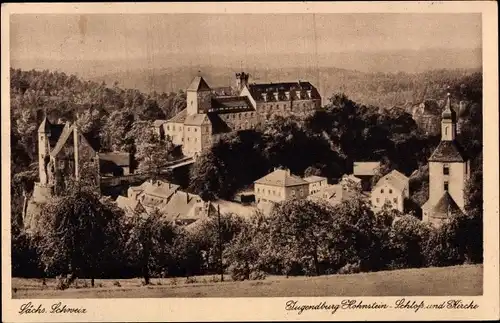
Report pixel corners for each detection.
[442,91,456,122]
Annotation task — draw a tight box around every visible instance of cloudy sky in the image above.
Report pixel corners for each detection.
[11,13,482,63]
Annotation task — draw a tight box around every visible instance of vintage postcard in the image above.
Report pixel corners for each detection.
[2,1,499,322]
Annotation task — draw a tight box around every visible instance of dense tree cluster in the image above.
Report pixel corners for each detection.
[12,189,482,284]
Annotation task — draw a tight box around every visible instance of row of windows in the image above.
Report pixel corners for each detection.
[221,112,255,120]
[260,102,309,111]
[375,197,398,204]
[257,188,282,197]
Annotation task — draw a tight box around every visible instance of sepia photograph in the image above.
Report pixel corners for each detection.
[1,2,499,322]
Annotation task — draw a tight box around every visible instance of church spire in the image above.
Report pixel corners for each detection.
[441,91,457,141]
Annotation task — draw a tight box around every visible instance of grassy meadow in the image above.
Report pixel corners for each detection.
[11,264,482,299]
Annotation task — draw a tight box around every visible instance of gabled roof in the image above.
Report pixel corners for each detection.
[431,191,463,219]
[429,140,468,162]
[168,109,188,123]
[374,169,409,193]
[148,181,180,199]
[254,169,308,187]
[187,76,211,92]
[158,191,203,221]
[304,175,327,183]
[308,184,356,204]
[353,162,381,176]
[184,113,211,126]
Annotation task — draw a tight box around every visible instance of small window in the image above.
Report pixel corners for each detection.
[188,127,190,132]
[393,198,397,203]
[376,198,380,203]
[444,181,449,191]
[167,125,170,130]
[443,165,449,175]
[381,189,384,194]
[389,189,393,194]
[195,128,198,132]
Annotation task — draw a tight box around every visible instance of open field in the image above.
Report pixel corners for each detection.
[11,264,482,299]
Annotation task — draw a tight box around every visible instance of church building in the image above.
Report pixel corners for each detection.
[422,93,470,226]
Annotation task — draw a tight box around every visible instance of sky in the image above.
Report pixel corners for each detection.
[10,13,482,63]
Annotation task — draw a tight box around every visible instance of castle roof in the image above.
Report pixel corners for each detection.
[168,109,188,123]
[184,113,211,126]
[431,191,463,219]
[254,169,308,187]
[429,140,468,162]
[210,96,254,114]
[187,76,211,92]
[248,81,321,102]
[373,169,409,193]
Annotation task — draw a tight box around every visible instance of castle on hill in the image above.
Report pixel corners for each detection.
[154,72,321,158]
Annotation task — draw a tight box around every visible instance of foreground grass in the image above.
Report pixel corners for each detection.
[12,264,482,299]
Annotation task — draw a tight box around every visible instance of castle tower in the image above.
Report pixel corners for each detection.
[235,72,249,92]
[186,76,212,115]
[422,92,470,225]
[37,115,51,185]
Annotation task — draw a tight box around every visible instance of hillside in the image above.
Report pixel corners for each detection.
[89,66,481,109]
[12,264,482,298]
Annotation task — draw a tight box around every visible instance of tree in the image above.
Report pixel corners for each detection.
[32,186,124,287]
[388,214,432,269]
[268,199,333,276]
[124,209,177,284]
[135,127,175,178]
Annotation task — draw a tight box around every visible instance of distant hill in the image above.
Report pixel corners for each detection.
[87,66,480,109]
[11,47,481,108]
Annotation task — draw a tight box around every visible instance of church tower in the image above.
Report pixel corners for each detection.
[186,76,212,115]
[422,92,470,226]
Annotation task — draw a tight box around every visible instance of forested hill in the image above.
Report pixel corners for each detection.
[90,67,481,109]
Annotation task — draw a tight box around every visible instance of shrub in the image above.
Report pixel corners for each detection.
[185,276,198,284]
[113,280,121,287]
[337,262,361,275]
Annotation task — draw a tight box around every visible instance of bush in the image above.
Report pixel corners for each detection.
[337,262,361,275]
[113,280,121,287]
[185,276,198,284]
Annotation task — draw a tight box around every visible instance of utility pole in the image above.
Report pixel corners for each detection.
[217,204,224,282]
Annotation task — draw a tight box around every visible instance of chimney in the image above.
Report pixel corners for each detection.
[261,93,267,102]
[273,92,279,101]
[295,90,301,100]
[306,89,312,99]
[285,91,290,100]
